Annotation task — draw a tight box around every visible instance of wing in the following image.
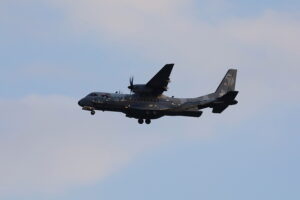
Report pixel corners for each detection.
[146,64,174,95]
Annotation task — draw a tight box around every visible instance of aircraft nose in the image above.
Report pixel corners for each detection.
[78,99,84,107]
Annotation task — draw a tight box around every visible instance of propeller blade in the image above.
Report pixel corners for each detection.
[128,76,134,90]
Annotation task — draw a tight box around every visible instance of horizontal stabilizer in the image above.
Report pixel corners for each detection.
[212,91,239,113]
[212,105,229,113]
[219,91,239,103]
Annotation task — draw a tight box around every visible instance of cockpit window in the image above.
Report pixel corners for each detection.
[89,93,98,97]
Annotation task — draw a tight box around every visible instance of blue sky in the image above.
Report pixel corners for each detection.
[0,0,300,199]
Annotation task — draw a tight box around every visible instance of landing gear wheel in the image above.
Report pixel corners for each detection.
[145,119,151,124]
[91,110,95,115]
[138,119,144,124]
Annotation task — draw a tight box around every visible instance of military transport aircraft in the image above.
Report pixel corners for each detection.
[78,64,238,124]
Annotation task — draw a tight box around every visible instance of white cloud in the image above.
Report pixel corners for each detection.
[46,0,300,133]
[224,10,300,56]
[49,0,300,55]
[0,95,170,195]
[48,0,300,97]
[0,94,234,196]
[4,0,300,92]
[0,95,218,196]
[1,0,300,196]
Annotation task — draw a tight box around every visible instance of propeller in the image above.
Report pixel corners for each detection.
[128,76,134,91]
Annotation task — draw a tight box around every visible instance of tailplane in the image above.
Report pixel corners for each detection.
[212,91,239,113]
[212,69,238,113]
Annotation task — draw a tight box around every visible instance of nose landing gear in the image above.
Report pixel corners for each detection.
[91,110,95,115]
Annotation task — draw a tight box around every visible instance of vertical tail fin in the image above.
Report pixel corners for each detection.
[215,69,237,97]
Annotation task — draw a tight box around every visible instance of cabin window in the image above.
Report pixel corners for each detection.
[101,94,109,98]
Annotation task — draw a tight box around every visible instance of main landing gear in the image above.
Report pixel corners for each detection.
[138,119,151,124]
[91,110,95,115]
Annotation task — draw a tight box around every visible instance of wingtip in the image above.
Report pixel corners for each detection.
[165,63,174,68]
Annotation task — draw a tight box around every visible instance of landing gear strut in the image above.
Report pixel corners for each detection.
[91,110,95,115]
[145,119,151,124]
[138,119,144,124]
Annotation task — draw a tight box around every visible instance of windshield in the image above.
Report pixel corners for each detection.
[88,93,98,97]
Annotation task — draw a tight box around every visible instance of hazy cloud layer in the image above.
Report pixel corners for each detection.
[49,0,300,107]
[0,96,170,195]
[1,0,300,197]
[0,94,224,196]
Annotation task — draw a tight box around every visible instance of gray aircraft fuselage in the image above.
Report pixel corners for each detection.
[78,64,238,124]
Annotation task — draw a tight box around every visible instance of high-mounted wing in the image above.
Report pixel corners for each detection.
[146,64,174,95]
